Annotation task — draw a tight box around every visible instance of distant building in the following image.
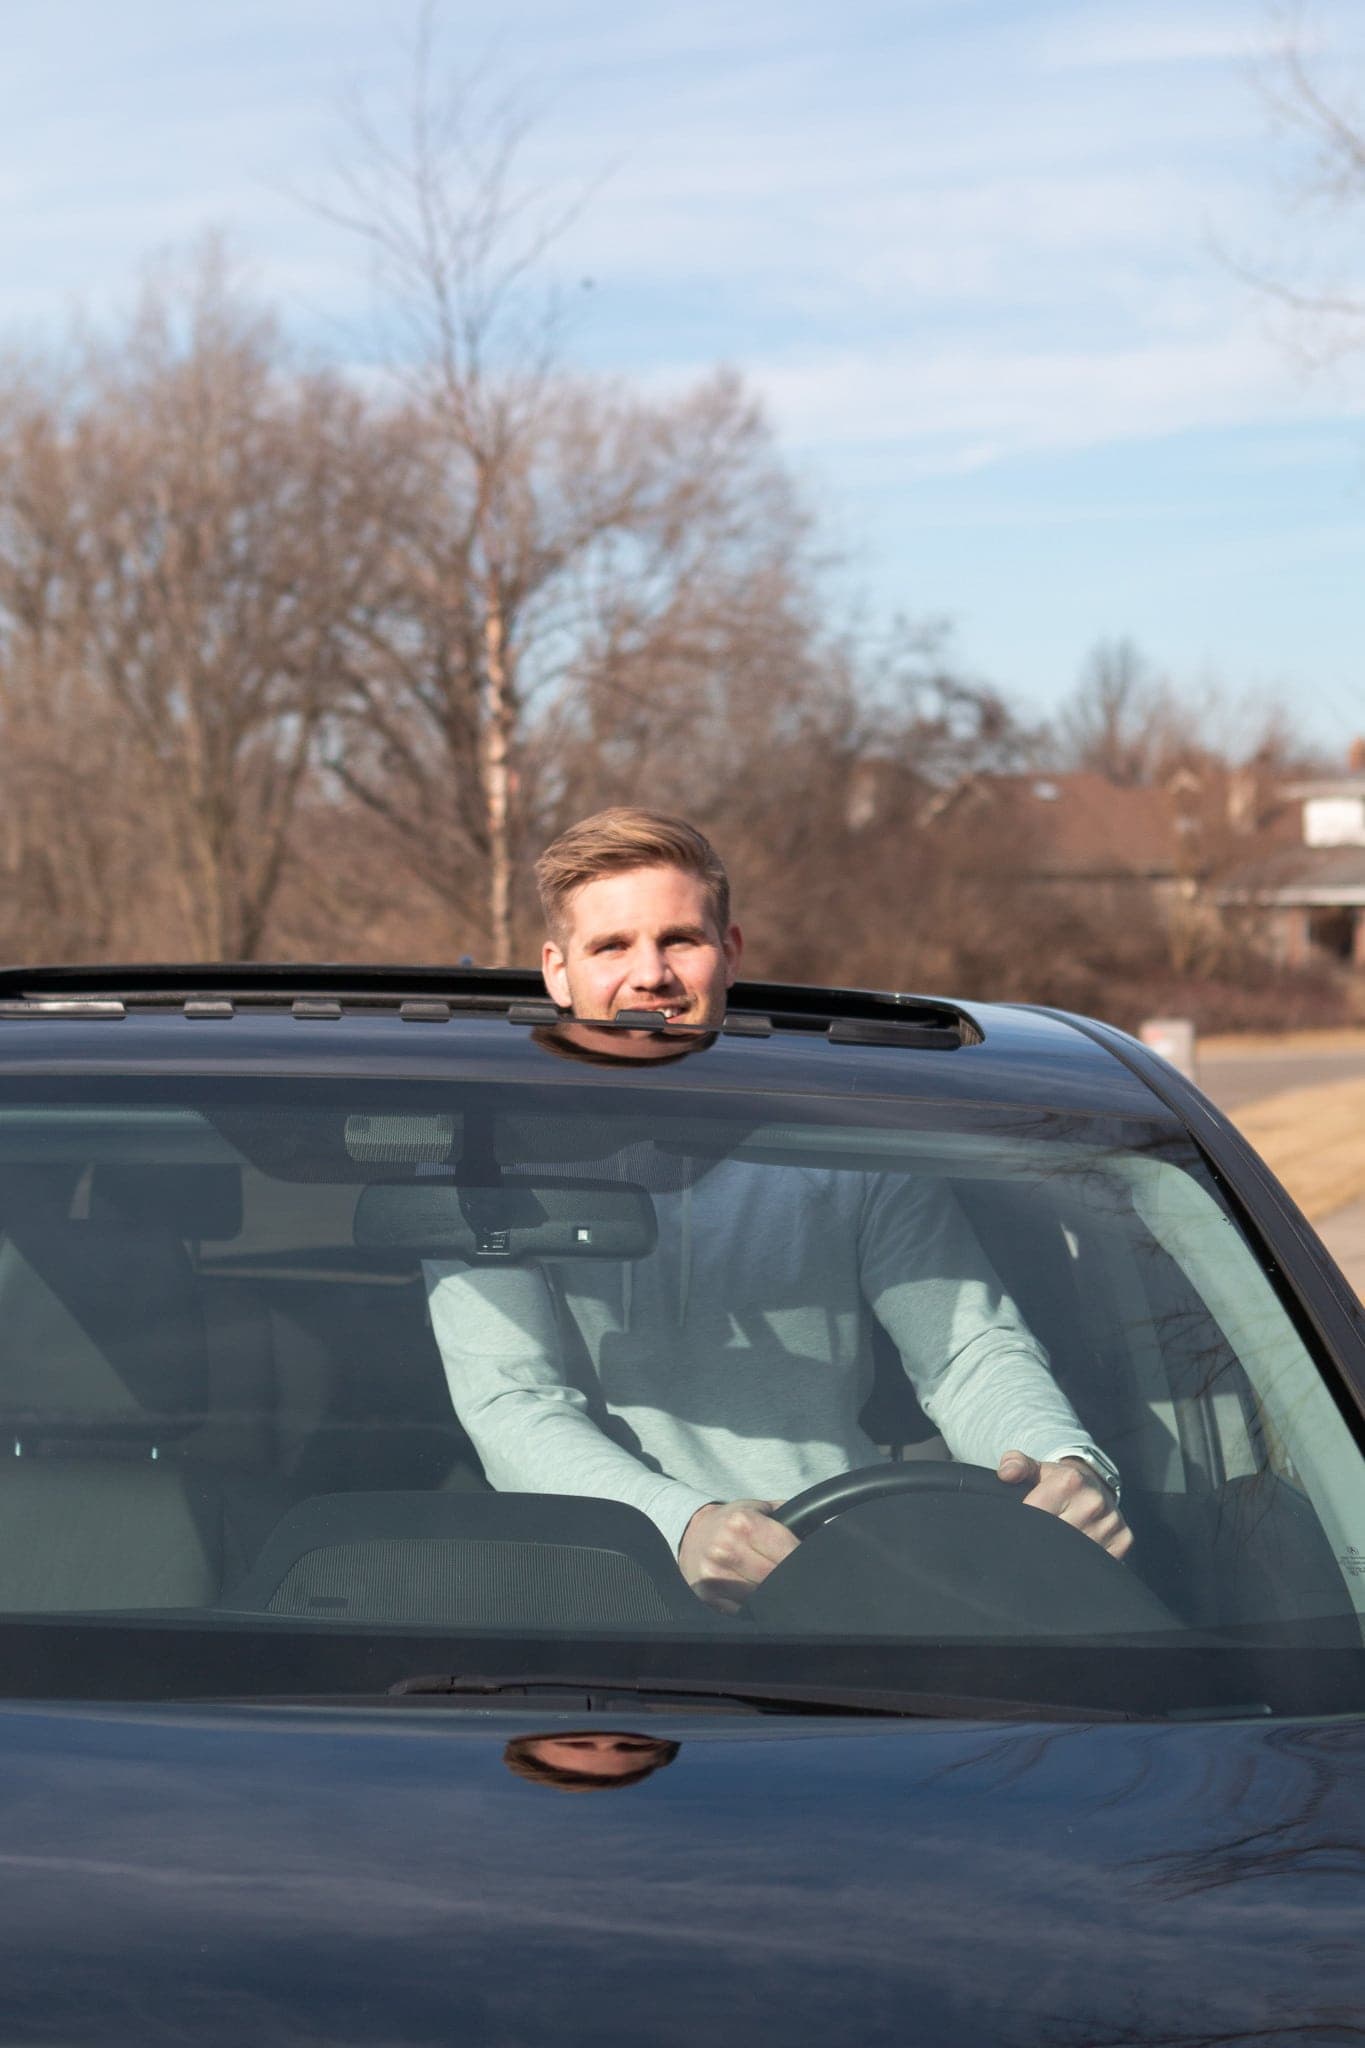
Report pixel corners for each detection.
[922,760,1268,902]
[848,753,1340,973]
[898,761,1300,976]
[1218,749,1365,971]
[951,769,1206,900]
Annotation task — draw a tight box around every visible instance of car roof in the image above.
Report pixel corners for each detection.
[0,962,1172,1121]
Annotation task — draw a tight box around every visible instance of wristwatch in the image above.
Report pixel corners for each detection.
[1053,1445,1122,1505]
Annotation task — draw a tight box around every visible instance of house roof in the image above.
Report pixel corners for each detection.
[971,772,1201,880]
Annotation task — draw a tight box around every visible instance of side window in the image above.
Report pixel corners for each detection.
[1120,1210,1276,1490]
[954,1179,1145,1471]
[954,1175,1270,1498]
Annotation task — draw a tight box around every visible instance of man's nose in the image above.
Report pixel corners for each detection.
[629,943,673,988]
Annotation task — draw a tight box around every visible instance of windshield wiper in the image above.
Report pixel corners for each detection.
[384,1672,1135,1722]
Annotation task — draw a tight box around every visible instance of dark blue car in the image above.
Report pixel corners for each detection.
[0,964,1360,2046]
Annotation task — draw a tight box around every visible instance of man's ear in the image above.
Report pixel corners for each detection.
[723,923,743,986]
[542,938,571,1009]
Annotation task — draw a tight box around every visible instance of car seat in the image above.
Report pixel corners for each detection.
[0,1165,288,1609]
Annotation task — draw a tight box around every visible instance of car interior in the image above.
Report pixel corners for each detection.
[0,1139,1355,1641]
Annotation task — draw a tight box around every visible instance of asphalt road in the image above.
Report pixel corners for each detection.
[1318,1203,1365,1306]
[1196,1046,1365,1115]
[1195,1044,1365,1306]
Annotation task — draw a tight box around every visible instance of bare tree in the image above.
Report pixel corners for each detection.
[1249,1,1365,355]
[314,14,602,961]
[1049,637,1184,787]
[317,21,849,965]
[52,249,383,958]
[527,380,827,811]
[323,370,796,959]
[0,365,169,959]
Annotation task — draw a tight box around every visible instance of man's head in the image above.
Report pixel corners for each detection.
[536,808,741,1030]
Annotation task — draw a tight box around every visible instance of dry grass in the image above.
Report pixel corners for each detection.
[1229,1077,1365,1221]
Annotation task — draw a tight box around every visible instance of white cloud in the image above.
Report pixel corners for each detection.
[1038,5,1266,72]
[745,325,1365,475]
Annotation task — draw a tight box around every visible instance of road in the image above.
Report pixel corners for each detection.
[1196,1043,1365,1306]
[1316,1203,1365,1305]
[1196,1045,1365,1114]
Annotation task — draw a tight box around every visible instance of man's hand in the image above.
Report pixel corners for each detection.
[678,1500,800,1613]
[996,1451,1133,1560]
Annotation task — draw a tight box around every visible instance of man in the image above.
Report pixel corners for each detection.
[427,807,1130,1611]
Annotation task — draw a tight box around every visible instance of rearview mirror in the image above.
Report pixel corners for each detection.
[353,1177,657,1262]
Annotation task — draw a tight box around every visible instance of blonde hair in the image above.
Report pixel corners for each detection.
[535,808,730,945]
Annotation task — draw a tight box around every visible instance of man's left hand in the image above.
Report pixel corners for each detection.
[996,1450,1132,1560]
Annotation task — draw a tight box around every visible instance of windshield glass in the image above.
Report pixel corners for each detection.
[1,1072,1362,1718]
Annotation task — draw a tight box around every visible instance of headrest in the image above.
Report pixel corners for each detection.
[0,1219,209,1431]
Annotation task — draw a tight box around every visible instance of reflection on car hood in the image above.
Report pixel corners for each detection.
[1,1700,1361,2045]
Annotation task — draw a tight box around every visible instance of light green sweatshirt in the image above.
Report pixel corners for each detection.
[425,1159,1112,1554]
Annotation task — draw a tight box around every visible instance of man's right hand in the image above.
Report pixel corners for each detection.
[678,1500,799,1613]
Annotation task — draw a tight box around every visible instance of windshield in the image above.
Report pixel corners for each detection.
[1,1071,1362,1719]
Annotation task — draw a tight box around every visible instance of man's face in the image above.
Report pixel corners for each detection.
[542,864,741,1030]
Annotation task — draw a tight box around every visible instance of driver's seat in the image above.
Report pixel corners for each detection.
[860,1322,946,1461]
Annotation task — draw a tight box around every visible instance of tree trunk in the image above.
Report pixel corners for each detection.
[481,587,513,966]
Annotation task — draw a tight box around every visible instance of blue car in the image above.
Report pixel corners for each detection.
[0,963,1360,2045]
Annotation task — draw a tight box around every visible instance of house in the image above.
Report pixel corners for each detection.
[847,756,1313,973]
[1218,749,1365,970]
[909,762,1299,975]
[920,764,1254,914]
[954,769,1206,896]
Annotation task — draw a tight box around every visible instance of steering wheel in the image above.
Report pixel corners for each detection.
[775,1460,1026,1539]
[755,1457,1177,1638]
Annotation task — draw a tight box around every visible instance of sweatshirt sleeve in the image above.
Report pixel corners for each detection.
[856,1175,1116,1482]
[423,1260,714,1555]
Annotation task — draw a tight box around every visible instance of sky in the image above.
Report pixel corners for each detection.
[3,0,1364,752]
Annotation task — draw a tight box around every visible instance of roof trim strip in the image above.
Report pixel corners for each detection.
[0,963,985,1048]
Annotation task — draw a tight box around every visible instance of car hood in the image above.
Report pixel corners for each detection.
[1,1699,1361,2046]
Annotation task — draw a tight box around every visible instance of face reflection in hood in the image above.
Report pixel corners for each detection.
[502,1730,681,1792]
[531,1022,718,1066]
